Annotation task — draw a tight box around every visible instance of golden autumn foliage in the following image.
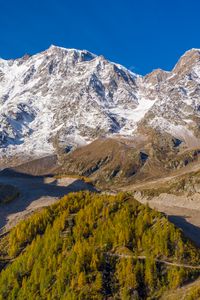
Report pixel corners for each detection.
[0,192,199,299]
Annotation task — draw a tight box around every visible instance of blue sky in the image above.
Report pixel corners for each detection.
[0,0,200,74]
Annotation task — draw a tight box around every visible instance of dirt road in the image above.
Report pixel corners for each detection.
[106,253,200,269]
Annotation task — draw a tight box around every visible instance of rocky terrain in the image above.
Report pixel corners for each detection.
[1,46,200,168]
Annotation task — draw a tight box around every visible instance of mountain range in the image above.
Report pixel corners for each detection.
[1,46,200,182]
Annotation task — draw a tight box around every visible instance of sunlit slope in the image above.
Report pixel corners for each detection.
[0,192,200,299]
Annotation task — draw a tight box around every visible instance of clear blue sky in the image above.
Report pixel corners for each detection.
[0,0,200,75]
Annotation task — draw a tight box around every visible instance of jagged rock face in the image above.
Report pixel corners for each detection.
[0,46,200,160]
[139,49,200,148]
[0,45,145,158]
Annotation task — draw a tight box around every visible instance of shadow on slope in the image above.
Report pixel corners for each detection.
[168,215,200,247]
[4,154,59,176]
[0,170,97,230]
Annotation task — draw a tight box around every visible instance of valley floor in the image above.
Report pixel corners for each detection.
[0,173,95,231]
[2,161,200,248]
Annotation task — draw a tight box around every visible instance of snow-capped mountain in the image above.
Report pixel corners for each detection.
[140,49,200,148]
[0,46,200,160]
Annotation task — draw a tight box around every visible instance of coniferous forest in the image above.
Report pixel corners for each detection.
[0,192,200,299]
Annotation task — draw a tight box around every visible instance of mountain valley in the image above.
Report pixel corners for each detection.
[1,46,200,299]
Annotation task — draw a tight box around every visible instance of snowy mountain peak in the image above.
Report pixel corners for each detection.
[0,46,200,160]
[172,48,200,75]
[143,68,169,86]
[44,45,96,64]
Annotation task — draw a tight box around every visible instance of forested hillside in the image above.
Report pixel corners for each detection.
[0,192,200,299]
